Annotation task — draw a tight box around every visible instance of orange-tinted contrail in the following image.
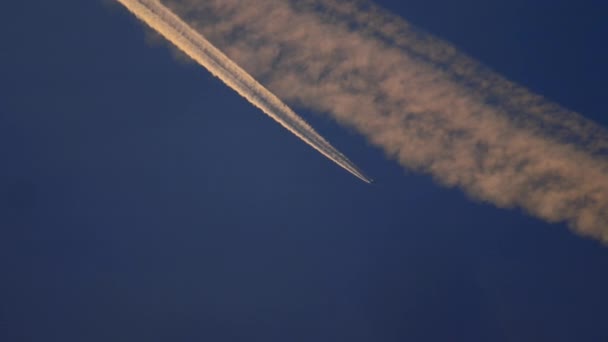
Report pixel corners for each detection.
[161,0,608,243]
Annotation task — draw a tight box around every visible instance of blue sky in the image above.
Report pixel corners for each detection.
[1,0,607,341]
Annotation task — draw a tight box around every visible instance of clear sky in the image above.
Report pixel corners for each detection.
[1,0,607,341]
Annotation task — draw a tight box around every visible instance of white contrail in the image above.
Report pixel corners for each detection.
[115,0,371,183]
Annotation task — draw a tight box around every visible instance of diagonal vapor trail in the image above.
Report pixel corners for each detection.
[115,0,371,183]
[163,0,608,243]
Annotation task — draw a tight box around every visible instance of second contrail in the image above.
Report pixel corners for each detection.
[115,0,371,183]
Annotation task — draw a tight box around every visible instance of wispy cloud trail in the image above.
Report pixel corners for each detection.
[163,0,608,243]
[115,0,371,183]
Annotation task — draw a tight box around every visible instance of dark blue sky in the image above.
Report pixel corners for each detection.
[1,1,607,341]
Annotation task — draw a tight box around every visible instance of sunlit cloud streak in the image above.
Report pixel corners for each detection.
[115,0,372,183]
[163,0,608,243]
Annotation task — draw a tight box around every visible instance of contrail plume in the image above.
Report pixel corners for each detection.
[162,0,608,243]
[115,0,371,183]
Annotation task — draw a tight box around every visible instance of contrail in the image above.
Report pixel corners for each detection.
[162,0,608,243]
[115,0,372,183]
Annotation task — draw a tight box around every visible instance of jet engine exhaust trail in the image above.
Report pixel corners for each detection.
[114,0,371,183]
[158,0,608,243]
